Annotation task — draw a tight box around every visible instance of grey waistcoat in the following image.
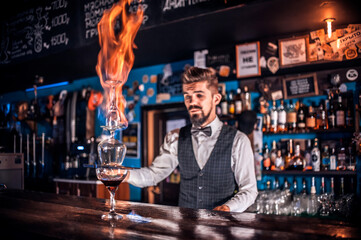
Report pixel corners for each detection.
[178,124,238,210]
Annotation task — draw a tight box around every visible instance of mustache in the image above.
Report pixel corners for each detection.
[188,105,202,110]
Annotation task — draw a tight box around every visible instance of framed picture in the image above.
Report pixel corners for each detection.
[121,122,140,158]
[282,73,319,99]
[235,41,261,78]
[278,35,310,67]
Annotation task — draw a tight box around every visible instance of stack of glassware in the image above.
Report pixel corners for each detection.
[248,177,356,219]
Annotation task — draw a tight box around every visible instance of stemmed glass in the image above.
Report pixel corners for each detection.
[96,132,127,220]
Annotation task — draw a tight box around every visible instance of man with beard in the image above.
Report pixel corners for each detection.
[125,67,257,212]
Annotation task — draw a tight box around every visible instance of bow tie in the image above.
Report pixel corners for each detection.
[191,126,212,137]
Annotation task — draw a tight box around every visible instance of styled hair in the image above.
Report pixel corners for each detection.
[182,67,219,94]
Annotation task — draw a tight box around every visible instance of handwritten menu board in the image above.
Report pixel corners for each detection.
[0,0,77,64]
[283,73,319,99]
[157,70,183,95]
[1,0,244,64]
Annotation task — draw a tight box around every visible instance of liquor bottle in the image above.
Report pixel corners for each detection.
[328,98,336,129]
[345,106,353,128]
[287,142,305,170]
[228,90,235,116]
[321,145,330,170]
[262,111,271,133]
[335,95,345,128]
[346,145,356,171]
[270,140,278,168]
[292,179,298,196]
[311,138,321,171]
[307,177,318,216]
[304,139,313,170]
[284,139,294,169]
[243,86,252,111]
[263,143,271,171]
[234,88,243,115]
[216,86,223,116]
[275,149,284,170]
[320,177,325,195]
[286,100,297,132]
[329,147,337,170]
[221,90,228,116]
[330,177,335,200]
[317,101,328,130]
[277,99,287,133]
[337,145,347,170]
[297,102,306,132]
[306,105,316,131]
[340,177,345,197]
[270,100,278,133]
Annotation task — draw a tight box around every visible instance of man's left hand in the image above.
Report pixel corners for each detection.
[213,205,230,212]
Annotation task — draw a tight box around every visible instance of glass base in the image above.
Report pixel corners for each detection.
[101,211,123,221]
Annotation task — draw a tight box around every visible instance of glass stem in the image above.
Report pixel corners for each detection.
[108,187,117,214]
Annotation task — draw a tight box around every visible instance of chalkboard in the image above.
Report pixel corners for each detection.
[0,0,77,64]
[157,70,183,96]
[283,73,319,99]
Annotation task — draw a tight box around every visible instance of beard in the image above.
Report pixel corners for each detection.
[188,105,212,128]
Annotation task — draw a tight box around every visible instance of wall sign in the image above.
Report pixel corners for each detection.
[235,41,261,78]
[279,35,310,67]
[282,73,318,99]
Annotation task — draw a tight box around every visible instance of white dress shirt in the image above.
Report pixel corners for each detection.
[128,116,258,212]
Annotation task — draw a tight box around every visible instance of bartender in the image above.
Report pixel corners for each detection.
[125,66,257,212]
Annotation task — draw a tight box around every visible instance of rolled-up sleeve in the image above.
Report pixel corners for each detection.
[225,131,258,212]
[127,129,179,188]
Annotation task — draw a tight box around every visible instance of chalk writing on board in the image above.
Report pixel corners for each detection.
[0,0,73,64]
[283,73,318,99]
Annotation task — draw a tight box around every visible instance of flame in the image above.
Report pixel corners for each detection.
[96,0,143,128]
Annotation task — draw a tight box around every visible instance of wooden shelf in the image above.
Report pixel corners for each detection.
[262,170,356,176]
[263,127,355,136]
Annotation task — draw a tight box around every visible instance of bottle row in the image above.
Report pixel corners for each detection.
[216,85,252,116]
[262,91,354,134]
[250,176,356,218]
[260,138,356,172]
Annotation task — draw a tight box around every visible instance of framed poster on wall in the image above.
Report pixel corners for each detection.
[235,41,261,78]
[279,35,310,67]
[282,73,319,99]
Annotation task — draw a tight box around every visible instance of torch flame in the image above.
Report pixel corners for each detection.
[96,0,143,129]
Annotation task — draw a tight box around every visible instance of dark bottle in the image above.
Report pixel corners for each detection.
[297,102,306,132]
[270,100,278,133]
[317,101,328,130]
[335,95,345,128]
[345,107,353,128]
[228,90,235,116]
[288,143,305,170]
[306,105,316,131]
[337,145,347,171]
[284,139,294,170]
[263,143,271,171]
[234,88,243,115]
[220,90,228,116]
[286,100,297,132]
[321,145,330,170]
[328,96,336,129]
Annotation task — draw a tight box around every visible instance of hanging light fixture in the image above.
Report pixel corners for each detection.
[324,18,335,39]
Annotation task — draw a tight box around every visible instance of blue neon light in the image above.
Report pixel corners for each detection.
[77,146,85,151]
[25,81,69,92]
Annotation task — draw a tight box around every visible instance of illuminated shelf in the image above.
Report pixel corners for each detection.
[262,170,356,176]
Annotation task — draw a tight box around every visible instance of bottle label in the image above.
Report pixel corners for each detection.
[235,101,242,114]
[221,102,228,115]
[336,111,345,126]
[330,156,336,170]
[278,111,286,124]
[306,118,316,128]
[287,112,297,123]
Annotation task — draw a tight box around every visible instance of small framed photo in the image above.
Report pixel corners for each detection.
[235,41,261,78]
[278,35,310,67]
[282,73,319,99]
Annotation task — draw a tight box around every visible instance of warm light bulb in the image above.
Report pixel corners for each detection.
[324,18,335,39]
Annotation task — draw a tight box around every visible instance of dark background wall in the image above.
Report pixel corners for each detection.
[1,0,360,94]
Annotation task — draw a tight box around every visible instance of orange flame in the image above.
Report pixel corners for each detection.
[96,0,143,128]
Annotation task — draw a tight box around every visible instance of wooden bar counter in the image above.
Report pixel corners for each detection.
[0,189,360,239]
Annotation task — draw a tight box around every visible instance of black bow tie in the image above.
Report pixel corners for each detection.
[191,126,212,137]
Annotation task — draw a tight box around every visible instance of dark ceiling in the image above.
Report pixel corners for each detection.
[1,0,360,94]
